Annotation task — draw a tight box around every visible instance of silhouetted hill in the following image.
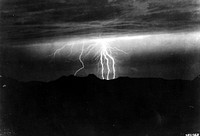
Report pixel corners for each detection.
[0,75,199,136]
[194,74,200,82]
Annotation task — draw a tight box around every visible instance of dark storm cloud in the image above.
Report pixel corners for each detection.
[0,0,200,46]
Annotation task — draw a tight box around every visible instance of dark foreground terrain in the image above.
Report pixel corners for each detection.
[0,75,200,136]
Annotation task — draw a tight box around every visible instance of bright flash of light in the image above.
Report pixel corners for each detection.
[98,41,116,80]
[22,31,200,81]
[51,38,127,80]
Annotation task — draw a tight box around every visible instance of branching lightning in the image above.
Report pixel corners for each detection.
[100,44,115,80]
[51,38,127,80]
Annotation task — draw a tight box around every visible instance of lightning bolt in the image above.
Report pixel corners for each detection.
[100,51,104,79]
[51,38,127,80]
[74,43,85,76]
[100,44,115,80]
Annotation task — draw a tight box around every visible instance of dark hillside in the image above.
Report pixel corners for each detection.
[0,75,199,136]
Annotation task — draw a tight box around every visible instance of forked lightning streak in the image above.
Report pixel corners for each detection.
[52,39,127,80]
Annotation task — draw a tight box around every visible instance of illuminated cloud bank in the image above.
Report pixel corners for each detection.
[26,31,200,80]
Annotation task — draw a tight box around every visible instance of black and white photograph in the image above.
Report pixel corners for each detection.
[0,0,200,136]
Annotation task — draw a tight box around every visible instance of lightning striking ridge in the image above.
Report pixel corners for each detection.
[51,38,127,80]
[100,51,104,79]
[100,44,115,80]
[74,43,85,76]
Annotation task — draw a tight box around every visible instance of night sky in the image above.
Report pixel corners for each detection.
[0,0,200,81]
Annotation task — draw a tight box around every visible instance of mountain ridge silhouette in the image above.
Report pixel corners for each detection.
[0,74,199,136]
